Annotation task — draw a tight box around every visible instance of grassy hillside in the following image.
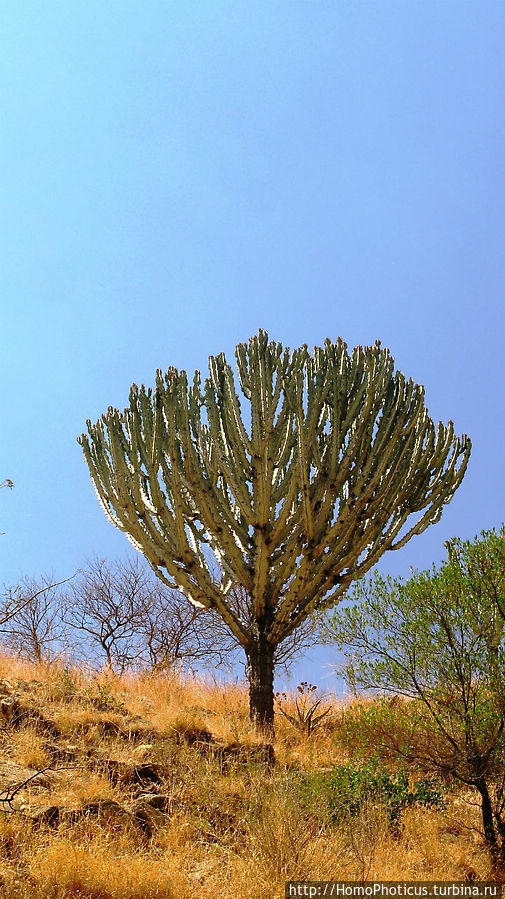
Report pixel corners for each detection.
[0,654,496,898]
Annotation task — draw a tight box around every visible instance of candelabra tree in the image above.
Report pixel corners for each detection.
[79,331,471,732]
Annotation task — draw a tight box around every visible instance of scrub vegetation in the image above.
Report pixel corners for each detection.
[0,645,499,898]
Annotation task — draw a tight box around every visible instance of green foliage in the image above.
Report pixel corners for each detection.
[323,529,505,770]
[82,676,126,713]
[53,665,78,702]
[318,526,505,858]
[336,699,412,763]
[300,760,445,829]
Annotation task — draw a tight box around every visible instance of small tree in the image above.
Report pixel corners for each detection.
[134,568,238,672]
[318,527,505,866]
[64,557,237,673]
[64,557,147,672]
[78,331,470,731]
[0,574,66,663]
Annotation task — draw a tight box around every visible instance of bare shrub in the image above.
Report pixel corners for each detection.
[64,557,238,674]
[0,575,69,663]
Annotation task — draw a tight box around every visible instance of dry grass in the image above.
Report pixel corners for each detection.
[0,654,499,898]
[7,729,51,771]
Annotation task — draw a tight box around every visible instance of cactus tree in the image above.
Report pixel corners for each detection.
[79,331,471,731]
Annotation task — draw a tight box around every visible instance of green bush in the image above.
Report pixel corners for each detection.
[317,527,505,860]
[300,760,446,829]
[336,698,417,764]
[82,676,126,713]
[53,665,78,702]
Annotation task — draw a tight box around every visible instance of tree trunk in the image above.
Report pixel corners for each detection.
[495,811,505,867]
[474,777,498,855]
[246,638,275,736]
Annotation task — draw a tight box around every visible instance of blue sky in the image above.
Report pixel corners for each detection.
[1,2,504,689]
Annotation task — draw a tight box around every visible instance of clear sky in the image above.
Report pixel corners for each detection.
[1,1,504,689]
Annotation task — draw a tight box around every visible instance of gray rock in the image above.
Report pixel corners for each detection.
[0,696,24,725]
[78,799,141,832]
[134,792,169,811]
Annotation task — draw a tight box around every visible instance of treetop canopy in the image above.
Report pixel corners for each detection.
[79,330,471,648]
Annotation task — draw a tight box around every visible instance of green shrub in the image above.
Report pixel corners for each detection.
[336,698,416,763]
[53,665,78,702]
[318,528,505,858]
[82,676,126,713]
[300,760,446,829]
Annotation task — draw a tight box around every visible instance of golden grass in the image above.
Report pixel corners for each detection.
[0,654,499,898]
[7,729,51,771]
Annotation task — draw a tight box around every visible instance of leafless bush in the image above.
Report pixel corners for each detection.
[0,556,322,677]
[0,575,70,663]
[137,576,237,671]
[63,557,147,672]
[63,557,238,674]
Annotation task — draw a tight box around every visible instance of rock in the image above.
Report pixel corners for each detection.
[134,792,170,811]
[0,797,23,813]
[212,741,275,770]
[58,806,82,824]
[28,798,158,836]
[31,713,60,738]
[132,799,167,836]
[138,792,168,809]
[96,759,166,787]
[82,799,129,817]
[172,724,214,748]
[0,697,60,737]
[132,742,154,758]
[132,763,166,785]
[14,680,44,693]
[75,799,140,832]
[0,681,15,697]
[0,696,25,726]
[0,761,53,795]
[59,800,132,827]
[29,804,60,827]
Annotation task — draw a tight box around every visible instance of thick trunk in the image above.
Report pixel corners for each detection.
[246,638,275,735]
